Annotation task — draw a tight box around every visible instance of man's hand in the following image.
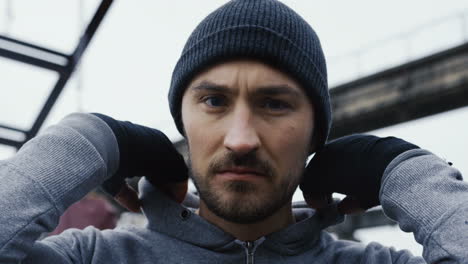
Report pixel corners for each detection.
[300,134,419,214]
[92,113,188,212]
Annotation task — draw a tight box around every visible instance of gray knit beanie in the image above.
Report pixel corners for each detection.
[169,0,331,149]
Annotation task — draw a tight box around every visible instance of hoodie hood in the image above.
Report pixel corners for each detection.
[138,178,344,255]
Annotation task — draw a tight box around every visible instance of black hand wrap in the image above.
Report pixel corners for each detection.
[300,134,419,209]
[92,113,188,196]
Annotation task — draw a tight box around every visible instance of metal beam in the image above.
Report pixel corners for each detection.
[0,47,68,73]
[329,42,468,139]
[0,124,27,133]
[0,138,22,148]
[0,34,69,73]
[0,35,69,58]
[26,75,71,141]
[26,0,114,142]
[70,0,114,66]
[0,0,114,146]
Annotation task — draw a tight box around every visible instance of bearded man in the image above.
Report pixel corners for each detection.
[1,0,467,263]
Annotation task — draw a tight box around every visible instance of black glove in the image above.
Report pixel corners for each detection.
[91,113,188,198]
[300,134,419,211]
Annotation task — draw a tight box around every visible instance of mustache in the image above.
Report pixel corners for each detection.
[208,151,275,177]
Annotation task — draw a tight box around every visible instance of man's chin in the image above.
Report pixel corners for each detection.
[207,199,275,224]
[222,180,259,194]
[191,171,289,224]
[201,189,283,224]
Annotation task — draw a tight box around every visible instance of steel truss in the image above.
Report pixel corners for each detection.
[0,0,114,149]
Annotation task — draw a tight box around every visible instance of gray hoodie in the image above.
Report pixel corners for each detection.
[0,113,466,263]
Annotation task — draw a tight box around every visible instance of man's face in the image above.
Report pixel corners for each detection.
[181,60,315,224]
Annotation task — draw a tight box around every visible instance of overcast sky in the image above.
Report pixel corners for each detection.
[1,0,468,255]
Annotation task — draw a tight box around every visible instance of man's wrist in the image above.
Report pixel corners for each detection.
[379,149,466,242]
[8,113,120,211]
[59,113,120,177]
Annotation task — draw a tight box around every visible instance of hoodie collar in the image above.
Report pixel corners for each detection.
[139,178,235,250]
[263,202,344,255]
[138,178,344,254]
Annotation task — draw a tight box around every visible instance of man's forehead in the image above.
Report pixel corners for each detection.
[186,59,305,96]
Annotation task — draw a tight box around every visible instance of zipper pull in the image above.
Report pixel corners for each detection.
[245,241,255,264]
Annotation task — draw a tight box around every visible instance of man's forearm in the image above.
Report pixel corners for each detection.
[380,149,468,263]
[0,113,119,262]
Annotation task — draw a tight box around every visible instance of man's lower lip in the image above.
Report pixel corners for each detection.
[216,172,265,181]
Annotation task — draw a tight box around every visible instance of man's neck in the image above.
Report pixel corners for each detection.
[197,201,295,242]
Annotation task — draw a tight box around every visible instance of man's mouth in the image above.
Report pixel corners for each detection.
[216,167,267,181]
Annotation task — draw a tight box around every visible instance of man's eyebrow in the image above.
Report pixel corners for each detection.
[191,82,301,97]
[191,81,231,93]
[254,85,302,98]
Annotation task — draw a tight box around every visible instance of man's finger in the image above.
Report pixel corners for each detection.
[158,180,188,204]
[337,196,366,215]
[303,192,332,209]
[115,183,141,213]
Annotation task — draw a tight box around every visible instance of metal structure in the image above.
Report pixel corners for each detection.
[328,9,468,85]
[330,42,468,139]
[0,0,114,149]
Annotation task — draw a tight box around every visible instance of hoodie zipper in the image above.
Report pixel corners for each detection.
[235,238,264,264]
[245,241,255,264]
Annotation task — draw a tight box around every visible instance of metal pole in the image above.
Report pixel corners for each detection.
[26,0,114,143]
[76,0,86,112]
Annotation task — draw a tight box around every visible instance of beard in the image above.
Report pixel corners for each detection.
[189,151,305,224]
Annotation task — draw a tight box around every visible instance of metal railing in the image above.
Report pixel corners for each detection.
[328,9,468,86]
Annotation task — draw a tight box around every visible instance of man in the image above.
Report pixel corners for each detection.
[0,0,466,263]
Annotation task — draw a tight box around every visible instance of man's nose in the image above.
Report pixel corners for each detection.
[223,108,260,155]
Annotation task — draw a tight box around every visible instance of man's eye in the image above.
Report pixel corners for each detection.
[261,98,291,111]
[203,95,227,107]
